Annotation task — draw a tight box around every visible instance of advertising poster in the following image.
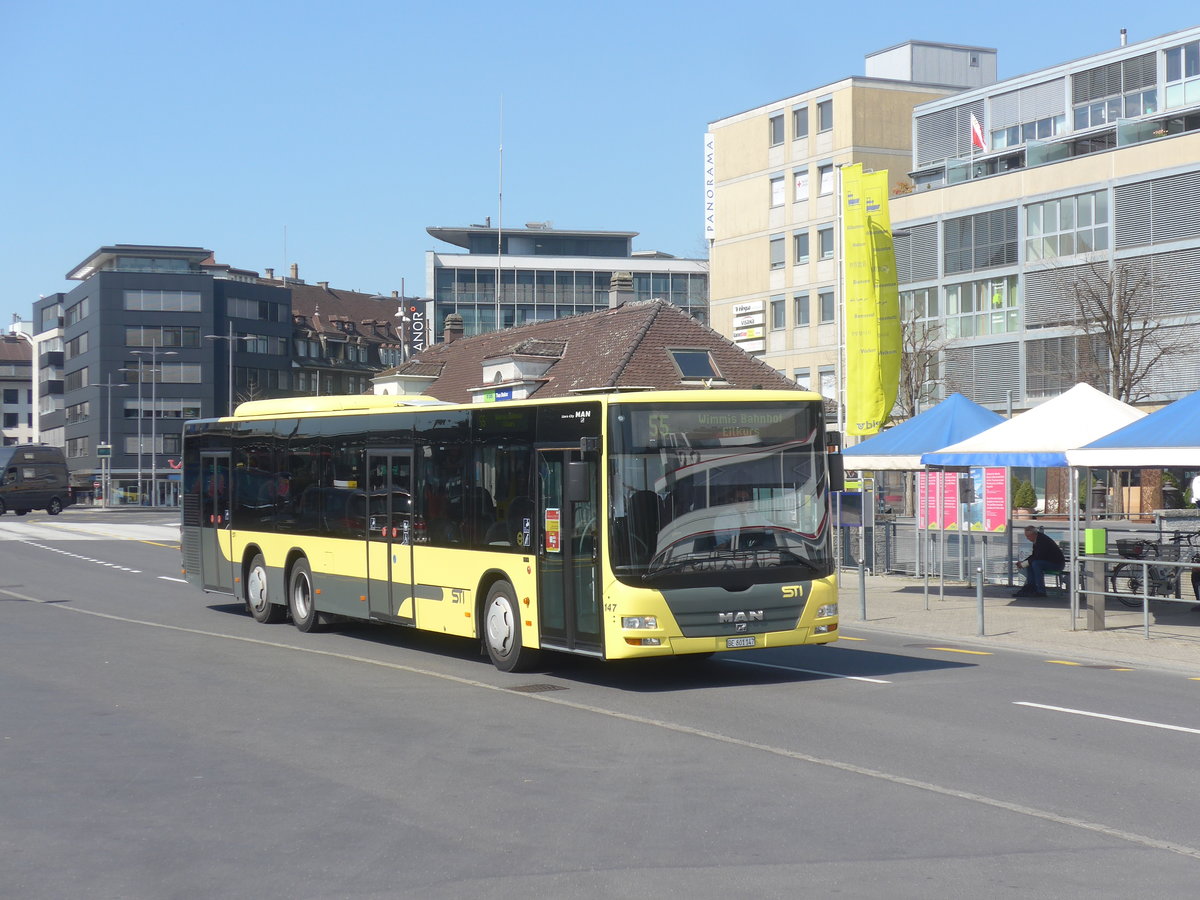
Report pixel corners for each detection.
[920,468,1009,532]
[918,472,958,530]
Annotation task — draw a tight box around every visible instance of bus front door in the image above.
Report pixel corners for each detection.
[200,452,233,592]
[536,450,601,654]
[366,451,415,624]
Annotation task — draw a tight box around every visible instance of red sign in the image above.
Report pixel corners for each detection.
[544,508,561,552]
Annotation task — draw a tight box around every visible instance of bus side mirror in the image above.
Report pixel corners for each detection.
[828,453,845,493]
[567,461,591,503]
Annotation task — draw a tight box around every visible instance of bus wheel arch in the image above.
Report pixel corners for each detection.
[244,546,284,624]
[480,576,540,673]
[286,552,322,633]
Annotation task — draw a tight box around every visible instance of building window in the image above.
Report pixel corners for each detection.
[2,389,17,404]
[123,290,202,312]
[770,296,786,331]
[65,401,90,425]
[818,365,836,400]
[668,349,720,380]
[1072,56,1157,129]
[770,175,785,207]
[819,290,836,323]
[1165,40,1200,108]
[1026,191,1109,261]
[769,114,784,146]
[792,105,808,139]
[64,333,88,360]
[64,367,89,392]
[228,297,285,321]
[817,163,834,195]
[991,114,1066,149]
[65,298,89,326]
[818,227,834,260]
[769,235,785,269]
[943,207,1017,274]
[66,437,88,459]
[901,287,939,320]
[125,326,201,348]
[793,168,809,202]
[943,275,1019,338]
[794,293,810,326]
[793,231,810,264]
[817,99,833,132]
[794,369,810,389]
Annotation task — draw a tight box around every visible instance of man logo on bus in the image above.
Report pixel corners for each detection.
[718,610,763,624]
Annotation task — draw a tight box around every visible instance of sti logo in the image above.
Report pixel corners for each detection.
[781,585,805,599]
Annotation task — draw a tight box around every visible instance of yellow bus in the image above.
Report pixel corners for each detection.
[181,390,841,671]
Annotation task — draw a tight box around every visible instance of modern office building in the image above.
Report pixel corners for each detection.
[33,245,411,505]
[705,41,995,399]
[425,224,709,337]
[890,25,1200,412]
[708,27,1200,424]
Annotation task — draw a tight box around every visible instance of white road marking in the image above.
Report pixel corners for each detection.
[1015,701,1200,736]
[726,657,892,684]
[7,585,1200,862]
[159,576,188,583]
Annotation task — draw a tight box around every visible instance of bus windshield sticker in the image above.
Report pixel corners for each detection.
[545,508,561,553]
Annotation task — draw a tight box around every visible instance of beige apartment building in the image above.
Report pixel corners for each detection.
[706,41,994,400]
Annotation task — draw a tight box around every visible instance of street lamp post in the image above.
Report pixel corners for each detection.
[99,376,129,508]
[132,347,177,507]
[204,324,255,416]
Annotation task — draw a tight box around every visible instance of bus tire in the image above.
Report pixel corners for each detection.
[483,581,539,673]
[47,497,63,516]
[246,553,285,624]
[288,557,322,633]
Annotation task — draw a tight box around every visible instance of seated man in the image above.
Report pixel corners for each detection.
[1014,526,1065,597]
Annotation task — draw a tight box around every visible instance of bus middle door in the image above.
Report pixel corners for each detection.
[366,451,415,624]
[536,449,601,654]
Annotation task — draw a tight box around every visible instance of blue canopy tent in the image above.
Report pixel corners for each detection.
[1066,387,1200,468]
[844,393,1004,470]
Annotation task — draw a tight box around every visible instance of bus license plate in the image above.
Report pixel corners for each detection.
[726,636,756,648]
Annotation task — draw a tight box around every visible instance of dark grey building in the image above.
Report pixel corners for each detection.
[34,245,405,506]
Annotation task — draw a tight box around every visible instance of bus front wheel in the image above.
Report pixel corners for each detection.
[483,581,539,673]
[246,553,285,624]
[288,558,322,633]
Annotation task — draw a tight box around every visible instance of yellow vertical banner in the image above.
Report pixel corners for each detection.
[842,165,900,436]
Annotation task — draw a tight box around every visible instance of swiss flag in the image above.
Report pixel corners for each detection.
[970,113,987,151]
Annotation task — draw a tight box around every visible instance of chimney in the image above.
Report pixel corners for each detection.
[443,312,465,344]
[609,271,635,308]
[318,281,329,290]
[264,267,274,279]
[290,263,299,281]
[1120,28,1127,46]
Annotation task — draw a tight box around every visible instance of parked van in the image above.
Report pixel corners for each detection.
[0,445,74,516]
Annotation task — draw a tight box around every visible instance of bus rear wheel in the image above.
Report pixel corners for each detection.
[483,581,539,673]
[288,558,322,633]
[246,553,285,624]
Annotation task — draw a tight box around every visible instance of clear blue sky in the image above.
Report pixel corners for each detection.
[3,1,1196,323]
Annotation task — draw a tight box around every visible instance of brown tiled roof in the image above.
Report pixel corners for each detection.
[0,334,33,363]
[388,300,798,403]
[288,283,413,345]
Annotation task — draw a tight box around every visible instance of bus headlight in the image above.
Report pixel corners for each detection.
[622,616,658,629]
[817,603,838,618]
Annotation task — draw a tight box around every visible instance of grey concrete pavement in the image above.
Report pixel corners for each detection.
[839,569,1200,675]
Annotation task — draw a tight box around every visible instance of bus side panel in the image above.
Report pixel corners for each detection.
[411,546,539,641]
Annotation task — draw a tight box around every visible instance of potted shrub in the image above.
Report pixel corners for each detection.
[1013,480,1038,515]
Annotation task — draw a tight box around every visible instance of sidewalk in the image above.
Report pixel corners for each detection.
[838,570,1200,675]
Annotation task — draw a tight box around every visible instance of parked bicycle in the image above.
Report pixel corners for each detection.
[1108,532,1200,609]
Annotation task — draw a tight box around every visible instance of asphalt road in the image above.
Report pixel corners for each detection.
[3,510,1200,898]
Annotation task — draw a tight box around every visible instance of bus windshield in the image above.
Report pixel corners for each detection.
[608,401,833,588]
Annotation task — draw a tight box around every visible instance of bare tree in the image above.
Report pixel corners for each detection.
[1062,259,1189,404]
[896,317,953,419]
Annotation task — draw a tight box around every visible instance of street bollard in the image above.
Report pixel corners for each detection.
[977,566,985,636]
[859,554,867,620]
